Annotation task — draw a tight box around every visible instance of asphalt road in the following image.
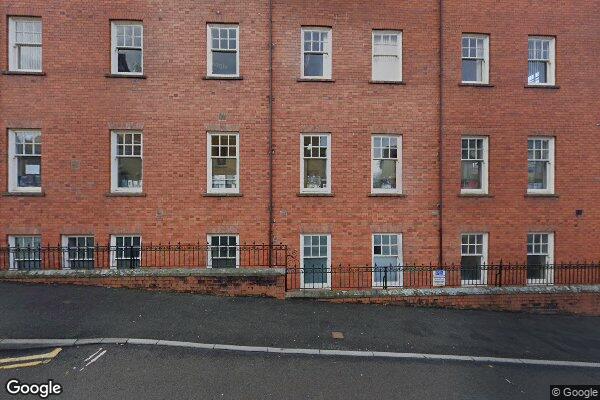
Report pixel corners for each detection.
[2,345,599,400]
[0,282,599,362]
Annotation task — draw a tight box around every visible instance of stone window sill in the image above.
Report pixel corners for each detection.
[297,192,334,197]
[368,193,406,197]
[524,84,560,89]
[2,70,46,76]
[105,192,147,197]
[203,76,243,81]
[203,193,243,197]
[525,193,559,198]
[105,74,147,79]
[458,193,494,198]
[369,80,405,85]
[459,82,495,87]
[297,78,335,83]
[2,191,45,197]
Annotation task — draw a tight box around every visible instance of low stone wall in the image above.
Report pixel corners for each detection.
[0,268,286,299]
[287,286,600,316]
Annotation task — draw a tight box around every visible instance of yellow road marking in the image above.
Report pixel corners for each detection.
[0,359,52,370]
[0,348,62,365]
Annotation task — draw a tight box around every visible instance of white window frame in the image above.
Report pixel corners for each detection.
[110,130,143,193]
[8,17,42,73]
[528,36,556,86]
[8,235,41,271]
[460,136,489,195]
[527,137,555,195]
[461,34,489,84]
[460,233,488,286]
[110,235,142,269]
[110,21,144,76]
[206,24,240,78]
[301,27,332,79]
[371,30,402,82]
[300,234,332,289]
[61,235,95,270]
[206,234,240,269]
[300,133,331,194]
[527,232,554,285]
[8,129,42,194]
[206,132,240,194]
[372,233,403,288]
[371,135,402,194]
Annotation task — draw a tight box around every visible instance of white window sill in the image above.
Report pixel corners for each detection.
[459,191,491,198]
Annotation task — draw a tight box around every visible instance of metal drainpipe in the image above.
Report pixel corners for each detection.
[268,0,274,267]
[438,0,445,265]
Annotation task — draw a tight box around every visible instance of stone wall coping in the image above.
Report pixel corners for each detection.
[0,268,286,279]
[286,285,600,299]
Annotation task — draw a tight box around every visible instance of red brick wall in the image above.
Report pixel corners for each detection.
[0,274,286,299]
[325,292,600,316]
[1,1,599,267]
[0,0,272,248]
[271,0,441,266]
[440,1,600,264]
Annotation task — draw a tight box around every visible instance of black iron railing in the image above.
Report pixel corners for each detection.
[0,243,289,270]
[285,262,600,290]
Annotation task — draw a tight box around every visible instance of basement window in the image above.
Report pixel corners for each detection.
[207,24,239,77]
[62,236,95,270]
[8,236,41,271]
[8,130,42,193]
[301,234,331,289]
[461,233,488,285]
[8,17,42,72]
[527,233,554,284]
[111,21,143,75]
[372,234,403,287]
[111,131,143,193]
[111,235,141,269]
[207,235,239,269]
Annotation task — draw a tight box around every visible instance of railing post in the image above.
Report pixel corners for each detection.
[383,266,388,290]
[497,259,503,287]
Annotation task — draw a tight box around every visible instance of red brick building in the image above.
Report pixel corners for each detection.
[1,1,599,284]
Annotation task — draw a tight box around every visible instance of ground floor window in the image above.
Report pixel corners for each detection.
[527,233,554,284]
[62,236,95,270]
[8,236,41,270]
[111,235,141,269]
[461,233,488,285]
[372,234,402,287]
[208,235,239,268]
[301,234,331,288]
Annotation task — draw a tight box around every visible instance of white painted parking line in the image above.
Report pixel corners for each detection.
[3,338,600,369]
